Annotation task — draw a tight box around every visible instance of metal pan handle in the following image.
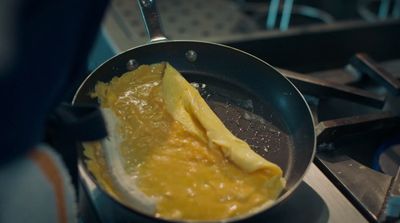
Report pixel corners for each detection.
[137,0,167,42]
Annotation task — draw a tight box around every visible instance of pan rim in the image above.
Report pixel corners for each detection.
[73,39,317,223]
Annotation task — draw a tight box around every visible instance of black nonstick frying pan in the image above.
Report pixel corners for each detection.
[73,0,316,222]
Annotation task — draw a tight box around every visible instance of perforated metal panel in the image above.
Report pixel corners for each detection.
[104,0,258,50]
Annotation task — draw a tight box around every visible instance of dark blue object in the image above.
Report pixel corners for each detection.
[47,103,108,189]
[0,0,109,166]
[372,134,400,172]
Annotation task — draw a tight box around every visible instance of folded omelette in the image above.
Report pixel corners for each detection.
[85,63,285,221]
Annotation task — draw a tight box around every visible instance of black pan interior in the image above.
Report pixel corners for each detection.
[73,41,315,199]
[184,73,294,183]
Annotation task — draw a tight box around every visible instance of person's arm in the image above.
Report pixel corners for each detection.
[0,0,109,166]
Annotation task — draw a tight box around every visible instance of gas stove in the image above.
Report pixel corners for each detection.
[278,57,400,222]
[80,1,400,222]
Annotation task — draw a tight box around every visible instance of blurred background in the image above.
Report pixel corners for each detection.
[89,0,400,71]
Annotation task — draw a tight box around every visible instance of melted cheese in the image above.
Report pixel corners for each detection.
[87,63,285,221]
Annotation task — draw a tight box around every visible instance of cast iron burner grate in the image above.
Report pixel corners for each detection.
[279,53,400,222]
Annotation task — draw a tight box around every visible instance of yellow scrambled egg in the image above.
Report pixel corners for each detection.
[85,63,285,221]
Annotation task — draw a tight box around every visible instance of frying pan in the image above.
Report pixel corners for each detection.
[73,0,316,222]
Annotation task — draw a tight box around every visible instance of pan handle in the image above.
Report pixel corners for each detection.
[137,0,167,42]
